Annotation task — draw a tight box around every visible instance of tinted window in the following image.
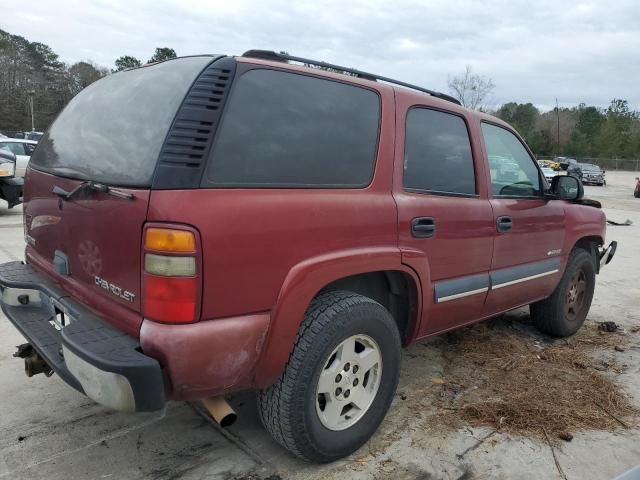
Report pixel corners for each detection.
[30,56,213,186]
[404,108,476,195]
[482,123,542,197]
[204,69,380,187]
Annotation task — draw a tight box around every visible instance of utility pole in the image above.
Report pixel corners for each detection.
[555,98,560,155]
[28,90,35,132]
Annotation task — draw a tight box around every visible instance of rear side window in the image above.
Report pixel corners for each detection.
[404,108,476,195]
[203,69,380,187]
[29,56,213,186]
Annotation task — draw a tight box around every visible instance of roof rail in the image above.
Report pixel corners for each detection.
[241,50,461,106]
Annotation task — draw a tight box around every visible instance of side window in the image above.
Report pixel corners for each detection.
[481,123,542,197]
[0,142,23,156]
[404,108,476,195]
[204,69,380,187]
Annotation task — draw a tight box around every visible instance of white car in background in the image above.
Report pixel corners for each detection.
[0,139,37,177]
[540,166,556,183]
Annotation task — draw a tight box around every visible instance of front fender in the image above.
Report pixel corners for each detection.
[252,246,420,388]
[562,203,606,256]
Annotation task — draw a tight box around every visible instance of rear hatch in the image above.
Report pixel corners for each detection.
[23,56,215,335]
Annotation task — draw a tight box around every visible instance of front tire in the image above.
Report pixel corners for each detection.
[531,248,596,337]
[257,291,401,463]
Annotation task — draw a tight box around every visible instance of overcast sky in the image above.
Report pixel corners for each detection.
[5,0,639,111]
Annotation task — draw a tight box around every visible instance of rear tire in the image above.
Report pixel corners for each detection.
[531,248,596,337]
[257,291,401,463]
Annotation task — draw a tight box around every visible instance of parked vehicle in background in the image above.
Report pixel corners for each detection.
[540,166,556,182]
[0,149,23,208]
[556,157,578,171]
[566,161,583,180]
[579,163,605,186]
[539,159,561,171]
[0,50,617,462]
[0,139,37,177]
[25,131,44,142]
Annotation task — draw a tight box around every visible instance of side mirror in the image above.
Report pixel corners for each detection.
[0,149,16,163]
[550,175,583,201]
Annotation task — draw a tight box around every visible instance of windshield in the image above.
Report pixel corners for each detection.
[30,56,213,186]
[580,164,600,172]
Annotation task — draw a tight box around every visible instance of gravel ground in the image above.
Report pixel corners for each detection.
[0,171,638,480]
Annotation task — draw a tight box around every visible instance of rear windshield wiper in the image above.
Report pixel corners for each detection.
[53,181,134,201]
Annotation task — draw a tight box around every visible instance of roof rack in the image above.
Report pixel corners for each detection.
[241,50,461,106]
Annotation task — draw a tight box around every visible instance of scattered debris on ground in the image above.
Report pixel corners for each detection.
[433,319,639,441]
[598,321,621,333]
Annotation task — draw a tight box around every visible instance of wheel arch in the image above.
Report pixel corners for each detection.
[571,235,604,272]
[252,247,421,388]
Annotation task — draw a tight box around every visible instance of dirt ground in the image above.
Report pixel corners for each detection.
[0,171,639,480]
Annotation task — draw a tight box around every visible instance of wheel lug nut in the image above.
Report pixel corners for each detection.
[335,387,342,396]
[353,378,359,386]
[344,389,350,398]
[352,365,359,374]
[344,363,350,372]
[335,374,342,383]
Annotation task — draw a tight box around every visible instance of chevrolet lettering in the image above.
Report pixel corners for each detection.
[94,276,135,302]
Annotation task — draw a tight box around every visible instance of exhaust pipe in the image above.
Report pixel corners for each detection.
[202,396,237,427]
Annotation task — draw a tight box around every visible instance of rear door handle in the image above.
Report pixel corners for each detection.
[496,215,513,233]
[411,217,436,238]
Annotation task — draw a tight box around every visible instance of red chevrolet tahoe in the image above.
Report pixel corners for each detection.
[0,50,616,462]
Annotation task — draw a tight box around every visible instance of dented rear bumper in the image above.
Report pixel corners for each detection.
[140,312,270,401]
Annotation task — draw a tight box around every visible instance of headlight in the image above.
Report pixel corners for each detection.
[0,161,15,177]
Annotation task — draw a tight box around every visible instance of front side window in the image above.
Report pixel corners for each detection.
[0,142,25,156]
[404,108,476,195]
[482,123,542,197]
[204,69,380,187]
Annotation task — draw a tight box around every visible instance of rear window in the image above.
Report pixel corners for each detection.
[30,56,213,186]
[203,69,380,187]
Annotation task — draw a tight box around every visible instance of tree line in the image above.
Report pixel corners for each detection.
[494,100,640,159]
[0,28,176,134]
[2,30,639,160]
[448,66,640,160]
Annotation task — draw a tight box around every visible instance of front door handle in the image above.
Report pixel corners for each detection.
[411,217,436,238]
[496,215,513,233]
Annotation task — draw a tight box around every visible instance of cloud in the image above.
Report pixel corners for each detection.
[5,0,639,110]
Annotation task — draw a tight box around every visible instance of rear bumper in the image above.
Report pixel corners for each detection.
[0,261,165,412]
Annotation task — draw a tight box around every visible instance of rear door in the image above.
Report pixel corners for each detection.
[480,122,565,315]
[23,56,214,335]
[394,101,494,337]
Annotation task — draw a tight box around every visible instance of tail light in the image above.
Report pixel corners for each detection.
[142,227,200,323]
